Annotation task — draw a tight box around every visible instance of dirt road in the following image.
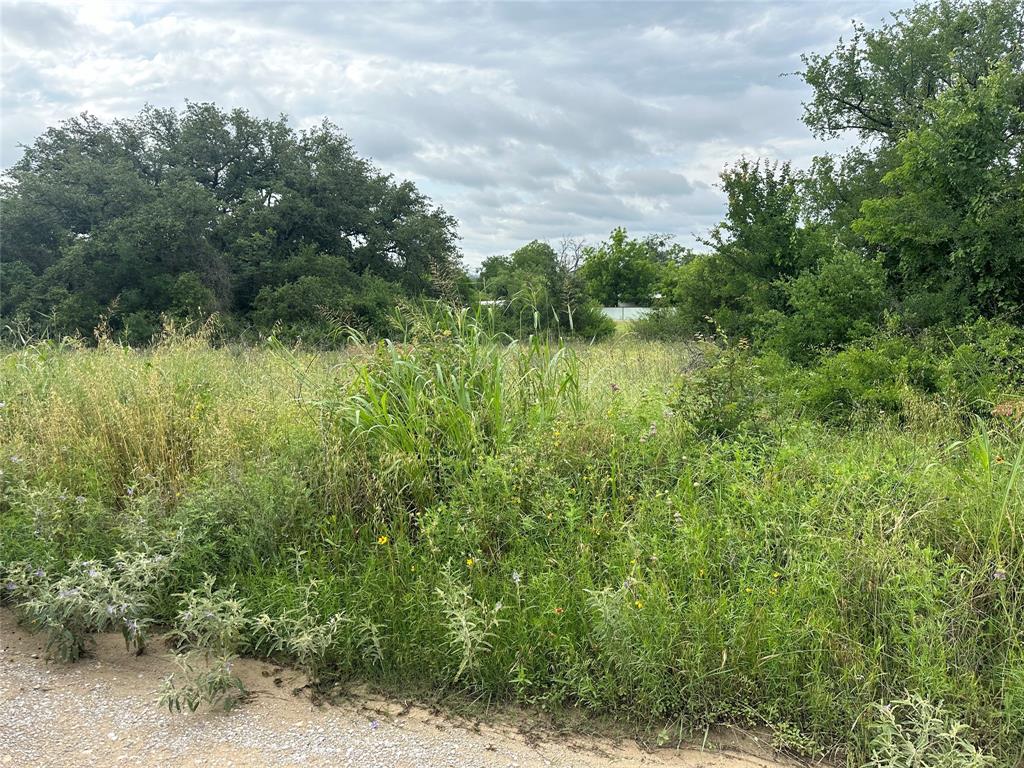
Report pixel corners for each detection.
[0,609,798,768]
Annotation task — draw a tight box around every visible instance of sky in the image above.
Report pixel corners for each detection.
[0,0,905,266]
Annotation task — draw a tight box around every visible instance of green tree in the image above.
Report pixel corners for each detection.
[478,241,612,338]
[1,103,461,341]
[854,62,1024,322]
[578,228,666,306]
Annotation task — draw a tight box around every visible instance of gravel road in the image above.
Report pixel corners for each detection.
[1,609,796,768]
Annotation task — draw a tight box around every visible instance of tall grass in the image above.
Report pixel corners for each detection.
[1,307,1021,765]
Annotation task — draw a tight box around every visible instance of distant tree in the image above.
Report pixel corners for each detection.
[578,227,669,306]
[0,103,461,342]
[478,240,612,338]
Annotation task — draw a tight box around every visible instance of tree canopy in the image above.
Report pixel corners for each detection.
[1,103,461,342]
[651,0,1023,356]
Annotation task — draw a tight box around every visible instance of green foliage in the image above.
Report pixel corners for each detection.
[661,160,830,339]
[765,250,890,361]
[629,307,699,341]
[0,103,460,342]
[1,327,1022,761]
[478,240,613,339]
[3,551,174,661]
[578,228,672,306]
[862,695,997,768]
[157,651,248,713]
[676,333,773,436]
[801,336,940,422]
[854,62,1024,320]
[800,0,1023,143]
[158,576,250,713]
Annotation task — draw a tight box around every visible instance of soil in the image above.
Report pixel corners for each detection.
[0,609,803,768]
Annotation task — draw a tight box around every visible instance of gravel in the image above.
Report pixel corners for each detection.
[0,609,791,768]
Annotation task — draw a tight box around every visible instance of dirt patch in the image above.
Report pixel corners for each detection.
[0,609,800,767]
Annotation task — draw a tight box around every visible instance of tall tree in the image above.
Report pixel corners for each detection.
[1,103,461,341]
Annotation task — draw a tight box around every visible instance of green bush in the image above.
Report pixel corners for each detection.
[801,336,940,422]
[764,250,890,362]
[630,307,698,341]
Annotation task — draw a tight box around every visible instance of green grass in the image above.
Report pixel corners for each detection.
[1,308,1021,766]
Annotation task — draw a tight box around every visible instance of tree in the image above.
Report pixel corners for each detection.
[854,62,1024,323]
[661,160,829,338]
[1,103,462,342]
[578,228,666,306]
[800,0,1024,143]
[798,0,1024,323]
[478,240,612,339]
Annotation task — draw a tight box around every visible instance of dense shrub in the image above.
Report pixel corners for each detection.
[629,307,698,341]
[800,335,940,422]
[764,250,890,361]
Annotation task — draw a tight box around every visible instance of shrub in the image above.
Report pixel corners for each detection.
[676,332,775,436]
[765,250,890,362]
[801,336,940,422]
[630,307,698,341]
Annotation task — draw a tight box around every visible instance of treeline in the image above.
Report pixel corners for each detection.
[1,104,465,343]
[2,0,1022,353]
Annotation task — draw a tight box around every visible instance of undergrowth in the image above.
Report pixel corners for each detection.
[0,305,1021,764]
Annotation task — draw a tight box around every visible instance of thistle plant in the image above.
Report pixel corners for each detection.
[158,575,249,713]
[3,551,173,661]
[863,695,997,768]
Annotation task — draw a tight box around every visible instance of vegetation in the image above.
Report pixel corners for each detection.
[643,0,1023,350]
[0,103,462,343]
[1,0,1022,765]
[1,307,1022,765]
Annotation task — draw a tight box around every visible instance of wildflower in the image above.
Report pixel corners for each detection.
[0,402,6,408]
[126,486,135,497]
[466,557,476,568]
[9,455,22,464]
[772,571,781,580]
[744,587,753,594]
[511,570,521,586]
[553,606,564,615]
[4,582,16,592]
[634,600,644,609]
[88,569,99,578]
[106,604,116,616]
[370,720,379,730]
[75,495,86,504]
[993,568,1008,581]
[33,568,45,579]
[58,588,80,599]
[377,535,389,546]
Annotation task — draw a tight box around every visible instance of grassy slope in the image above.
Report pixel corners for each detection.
[0,324,1021,765]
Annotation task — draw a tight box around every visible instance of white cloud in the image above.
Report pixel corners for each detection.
[0,0,904,265]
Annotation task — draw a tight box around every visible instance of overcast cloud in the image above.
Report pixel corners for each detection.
[1,0,904,265]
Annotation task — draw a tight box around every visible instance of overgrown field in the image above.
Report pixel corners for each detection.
[1,308,1022,766]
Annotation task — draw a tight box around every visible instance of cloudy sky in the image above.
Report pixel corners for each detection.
[1,0,904,265]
